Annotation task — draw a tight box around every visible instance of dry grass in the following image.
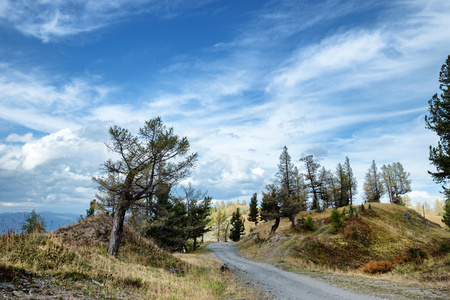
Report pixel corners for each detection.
[238,203,450,289]
[0,214,258,299]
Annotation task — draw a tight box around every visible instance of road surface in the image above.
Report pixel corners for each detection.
[207,242,383,300]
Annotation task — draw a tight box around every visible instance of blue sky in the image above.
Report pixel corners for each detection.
[1,0,449,214]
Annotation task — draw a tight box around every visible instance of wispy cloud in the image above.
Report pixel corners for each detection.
[1,0,449,213]
[0,0,218,42]
[0,64,115,132]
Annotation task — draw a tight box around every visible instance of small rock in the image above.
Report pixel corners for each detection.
[12,290,23,297]
[92,279,103,286]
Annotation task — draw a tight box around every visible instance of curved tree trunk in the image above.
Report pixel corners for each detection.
[107,204,127,257]
[270,216,280,234]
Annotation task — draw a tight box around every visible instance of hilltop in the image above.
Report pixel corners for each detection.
[0,213,257,299]
[238,203,450,298]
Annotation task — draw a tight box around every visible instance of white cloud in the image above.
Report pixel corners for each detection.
[0,65,115,132]
[5,133,33,143]
[252,167,265,176]
[408,190,441,207]
[273,31,385,88]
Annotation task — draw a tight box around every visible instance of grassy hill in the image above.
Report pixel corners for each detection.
[239,203,450,285]
[0,214,256,299]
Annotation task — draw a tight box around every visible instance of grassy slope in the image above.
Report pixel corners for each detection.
[0,214,257,299]
[239,204,450,286]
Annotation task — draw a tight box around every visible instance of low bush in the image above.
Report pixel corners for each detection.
[360,260,395,274]
[408,248,428,260]
[303,216,315,231]
[329,209,343,234]
[437,242,450,253]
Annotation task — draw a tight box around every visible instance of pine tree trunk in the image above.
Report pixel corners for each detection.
[290,214,296,227]
[107,204,127,257]
[271,216,280,234]
[193,237,197,251]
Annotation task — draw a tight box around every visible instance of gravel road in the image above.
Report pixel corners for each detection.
[207,242,383,300]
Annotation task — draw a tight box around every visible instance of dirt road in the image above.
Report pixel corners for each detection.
[207,242,382,300]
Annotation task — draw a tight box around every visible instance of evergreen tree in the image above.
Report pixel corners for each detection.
[425,55,450,228]
[229,208,245,242]
[260,184,282,234]
[93,117,197,257]
[146,183,182,252]
[21,210,46,233]
[335,163,349,208]
[248,193,259,226]
[277,146,301,226]
[363,160,384,203]
[443,198,450,228]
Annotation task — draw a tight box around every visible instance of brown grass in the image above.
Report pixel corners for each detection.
[238,203,450,287]
[0,214,259,299]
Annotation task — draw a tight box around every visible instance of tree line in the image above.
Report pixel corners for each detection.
[249,146,411,234]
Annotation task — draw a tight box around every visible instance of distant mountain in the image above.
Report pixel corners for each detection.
[0,211,80,234]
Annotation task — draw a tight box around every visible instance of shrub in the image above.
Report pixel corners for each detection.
[361,260,395,274]
[408,248,428,260]
[329,209,343,234]
[437,242,450,253]
[394,248,427,265]
[348,205,355,218]
[303,216,315,231]
[360,204,365,211]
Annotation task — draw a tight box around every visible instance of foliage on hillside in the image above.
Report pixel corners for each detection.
[238,203,450,284]
[0,213,256,299]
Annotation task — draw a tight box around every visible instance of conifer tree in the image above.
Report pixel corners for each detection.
[229,208,245,242]
[277,146,301,226]
[363,160,384,203]
[425,55,450,228]
[260,184,282,234]
[248,193,259,226]
[93,117,197,257]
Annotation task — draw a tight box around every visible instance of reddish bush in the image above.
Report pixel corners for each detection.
[360,260,395,274]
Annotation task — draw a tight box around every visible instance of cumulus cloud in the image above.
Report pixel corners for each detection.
[0,123,110,212]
